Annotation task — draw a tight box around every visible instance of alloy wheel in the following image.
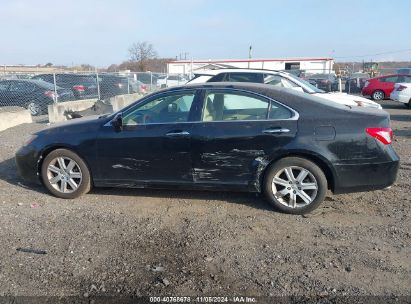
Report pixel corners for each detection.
[27,102,41,115]
[373,91,384,100]
[271,166,318,208]
[46,157,82,194]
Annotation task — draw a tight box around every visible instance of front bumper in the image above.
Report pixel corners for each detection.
[15,146,42,185]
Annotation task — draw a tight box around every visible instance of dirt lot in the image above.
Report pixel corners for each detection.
[0,101,409,301]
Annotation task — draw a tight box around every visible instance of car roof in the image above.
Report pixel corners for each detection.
[374,73,411,79]
[193,68,282,76]
[156,82,353,115]
[0,79,59,89]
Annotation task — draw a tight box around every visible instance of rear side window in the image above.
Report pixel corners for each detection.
[380,76,398,83]
[227,73,263,83]
[264,74,298,88]
[32,74,53,83]
[8,82,36,92]
[0,82,9,91]
[202,91,292,121]
[209,73,227,82]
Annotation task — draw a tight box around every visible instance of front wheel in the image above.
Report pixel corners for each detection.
[405,100,411,108]
[41,149,91,199]
[263,157,327,214]
[372,90,385,101]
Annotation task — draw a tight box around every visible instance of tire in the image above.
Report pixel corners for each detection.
[372,90,385,101]
[41,149,91,199]
[27,101,42,116]
[263,157,327,215]
[406,100,411,108]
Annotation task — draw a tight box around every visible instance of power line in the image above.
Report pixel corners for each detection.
[334,48,411,59]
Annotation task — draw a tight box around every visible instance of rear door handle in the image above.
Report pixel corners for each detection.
[165,130,190,137]
[262,128,290,134]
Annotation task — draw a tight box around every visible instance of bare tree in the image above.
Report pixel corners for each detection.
[128,41,158,71]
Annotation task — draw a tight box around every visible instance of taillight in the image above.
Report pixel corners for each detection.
[73,85,86,92]
[44,90,56,98]
[366,127,393,145]
[396,85,407,91]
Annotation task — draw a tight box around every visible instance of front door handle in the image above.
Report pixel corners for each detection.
[165,130,190,137]
[262,128,290,134]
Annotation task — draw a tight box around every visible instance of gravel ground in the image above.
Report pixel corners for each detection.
[0,100,409,301]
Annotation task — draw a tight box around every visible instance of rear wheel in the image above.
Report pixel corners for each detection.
[406,99,411,108]
[372,90,385,101]
[263,157,327,214]
[27,101,41,116]
[41,149,91,199]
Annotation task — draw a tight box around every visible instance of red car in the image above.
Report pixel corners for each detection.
[362,74,411,101]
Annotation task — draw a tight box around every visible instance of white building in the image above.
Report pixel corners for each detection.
[167,57,334,76]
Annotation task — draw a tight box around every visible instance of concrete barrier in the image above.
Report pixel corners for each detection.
[48,93,143,123]
[0,107,33,132]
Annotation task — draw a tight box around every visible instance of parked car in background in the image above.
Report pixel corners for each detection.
[345,73,370,94]
[134,72,158,86]
[157,74,188,88]
[31,74,98,100]
[0,79,74,115]
[187,69,382,109]
[390,83,411,108]
[15,83,399,214]
[98,75,146,99]
[397,68,411,74]
[306,73,339,92]
[362,74,411,100]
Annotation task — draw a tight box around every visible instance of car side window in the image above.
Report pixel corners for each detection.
[209,73,227,82]
[380,76,398,83]
[123,91,196,125]
[269,101,293,120]
[202,91,269,121]
[0,82,9,91]
[8,82,35,92]
[227,73,263,83]
[264,74,298,88]
[405,76,411,83]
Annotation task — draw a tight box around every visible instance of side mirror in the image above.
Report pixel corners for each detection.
[111,113,123,132]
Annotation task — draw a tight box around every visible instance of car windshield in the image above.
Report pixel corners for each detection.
[285,74,325,93]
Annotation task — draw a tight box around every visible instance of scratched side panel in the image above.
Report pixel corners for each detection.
[190,120,298,188]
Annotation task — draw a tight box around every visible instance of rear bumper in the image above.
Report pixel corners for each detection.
[332,156,399,194]
[390,92,409,104]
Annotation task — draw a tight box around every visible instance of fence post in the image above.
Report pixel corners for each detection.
[339,78,342,93]
[150,72,153,91]
[53,73,58,103]
[127,76,130,94]
[96,70,101,100]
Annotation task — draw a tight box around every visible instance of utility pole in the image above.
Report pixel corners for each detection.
[248,45,252,69]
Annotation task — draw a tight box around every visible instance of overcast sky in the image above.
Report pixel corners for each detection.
[1,0,410,67]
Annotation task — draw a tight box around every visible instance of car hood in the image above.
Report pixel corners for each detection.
[312,92,383,109]
[35,115,105,136]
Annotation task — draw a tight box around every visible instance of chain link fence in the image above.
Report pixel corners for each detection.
[0,66,408,118]
[0,71,191,116]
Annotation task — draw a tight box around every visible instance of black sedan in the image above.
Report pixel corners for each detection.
[0,79,74,115]
[15,83,399,214]
[306,74,339,92]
